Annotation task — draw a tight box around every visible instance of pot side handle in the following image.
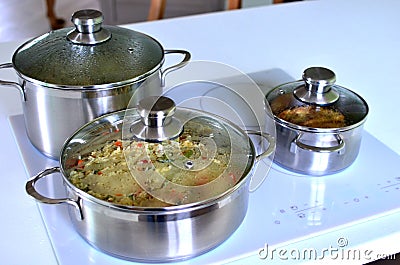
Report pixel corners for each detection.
[292,133,345,154]
[25,167,83,220]
[245,130,276,192]
[160,50,191,86]
[0,63,26,101]
[246,130,276,161]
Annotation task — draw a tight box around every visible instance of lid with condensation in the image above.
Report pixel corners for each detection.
[12,9,164,88]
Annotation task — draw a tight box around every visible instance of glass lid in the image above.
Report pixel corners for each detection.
[122,96,254,205]
[60,60,277,207]
[265,67,369,129]
[12,9,164,87]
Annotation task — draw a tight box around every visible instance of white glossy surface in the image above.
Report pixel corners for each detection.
[1,0,400,264]
[10,113,400,264]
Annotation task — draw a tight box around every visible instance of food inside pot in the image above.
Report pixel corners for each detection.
[68,139,169,207]
[277,106,347,128]
[67,126,234,207]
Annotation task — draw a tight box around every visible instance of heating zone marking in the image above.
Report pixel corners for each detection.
[274,204,325,224]
[378,176,400,192]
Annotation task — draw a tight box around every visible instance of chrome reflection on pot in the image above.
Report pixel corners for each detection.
[265,67,368,176]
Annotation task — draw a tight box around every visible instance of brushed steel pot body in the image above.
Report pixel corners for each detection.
[69,174,249,262]
[26,165,250,262]
[273,120,365,175]
[17,71,160,159]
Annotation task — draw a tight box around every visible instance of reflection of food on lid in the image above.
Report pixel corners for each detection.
[278,106,347,128]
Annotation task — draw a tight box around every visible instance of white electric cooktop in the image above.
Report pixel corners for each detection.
[10,69,400,265]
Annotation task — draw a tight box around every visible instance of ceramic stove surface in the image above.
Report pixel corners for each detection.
[10,116,400,265]
[9,69,400,265]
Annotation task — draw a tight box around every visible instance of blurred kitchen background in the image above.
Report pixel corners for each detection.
[0,0,295,43]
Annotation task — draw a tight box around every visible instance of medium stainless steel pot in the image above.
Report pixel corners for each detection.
[0,10,190,159]
[265,67,368,176]
[25,96,275,262]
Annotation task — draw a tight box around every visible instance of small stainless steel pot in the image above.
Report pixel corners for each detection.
[265,67,368,176]
[25,97,275,262]
[0,10,190,159]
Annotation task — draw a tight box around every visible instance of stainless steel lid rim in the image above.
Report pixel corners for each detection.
[14,60,164,91]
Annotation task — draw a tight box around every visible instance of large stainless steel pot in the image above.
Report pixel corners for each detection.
[0,10,190,159]
[25,96,275,262]
[265,67,368,176]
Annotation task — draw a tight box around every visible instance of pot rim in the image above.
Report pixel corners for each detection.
[61,167,250,215]
[271,113,368,133]
[59,108,258,214]
[12,57,164,91]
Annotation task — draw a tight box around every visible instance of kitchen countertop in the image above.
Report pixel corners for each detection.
[1,0,399,264]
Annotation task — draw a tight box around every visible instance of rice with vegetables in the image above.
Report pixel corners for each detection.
[68,125,235,207]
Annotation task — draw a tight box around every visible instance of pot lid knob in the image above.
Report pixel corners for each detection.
[67,9,111,45]
[293,67,340,105]
[130,96,183,142]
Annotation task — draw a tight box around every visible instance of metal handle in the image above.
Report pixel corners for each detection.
[292,133,345,153]
[246,130,276,161]
[160,49,191,86]
[246,130,275,193]
[0,63,26,101]
[25,167,83,220]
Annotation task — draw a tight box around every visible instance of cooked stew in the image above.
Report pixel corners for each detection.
[278,106,347,128]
